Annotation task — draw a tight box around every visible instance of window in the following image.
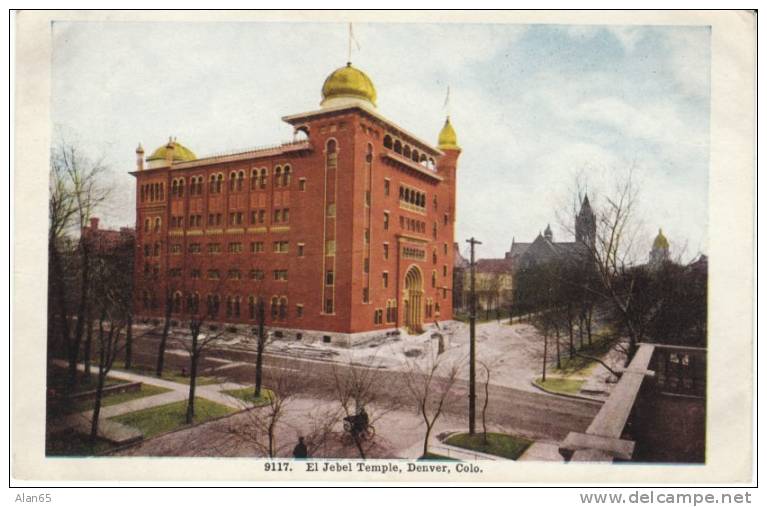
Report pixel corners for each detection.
[383,212,389,230]
[383,243,389,259]
[154,217,161,232]
[278,297,287,320]
[364,229,370,244]
[189,243,201,254]
[250,170,259,190]
[433,195,438,210]
[250,241,264,253]
[326,203,336,217]
[384,179,390,196]
[325,270,334,286]
[228,269,241,280]
[382,272,389,288]
[208,243,221,254]
[273,241,289,253]
[229,212,243,225]
[249,269,264,280]
[299,178,306,191]
[432,271,436,288]
[144,218,150,232]
[363,258,369,273]
[273,270,288,281]
[283,166,291,187]
[208,269,220,280]
[271,297,279,319]
[273,209,281,223]
[259,169,267,189]
[326,139,338,168]
[433,222,438,239]
[444,243,448,255]
[443,265,448,277]
[325,240,336,256]
[362,287,369,303]
[433,251,437,264]
[324,299,334,314]
[228,242,243,253]
[297,243,305,257]
[365,190,371,207]
[444,213,449,225]
[374,309,383,325]
[274,167,282,188]
[296,304,304,318]
[170,244,182,254]
[190,269,201,279]
[282,209,290,223]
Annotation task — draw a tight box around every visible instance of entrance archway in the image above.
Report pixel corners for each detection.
[403,266,424,334]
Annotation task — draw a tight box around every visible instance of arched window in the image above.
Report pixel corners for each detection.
[171,180,178,197]
[209,174,216,193]
[154,217,161,232]
[403,145,411,158]
[274,167,282,188]
[144,218,150,233]
[250,169,258,190]
[234,296,241,318]
[237,171,244,191]
[226,296,233,318]
[259,168,267,189]
[229,172,237,192]
[432,271,437,288]
[404,188,410,203]
[173,291,182,314]
[140,185,145,202]
[282,165,291,187]
[149,184,155,201]
[366,144,373,164]
[393,139,402,154]
[196,176,203,195]
[271,296,279,320]
[433,251,437,265]
[178,178,184,197]
[412,149,420,162]
[248,296,256,320]
[216,174,223,193]
[326,139,338,169]
[383,135,393,149]
[279,297,287,320]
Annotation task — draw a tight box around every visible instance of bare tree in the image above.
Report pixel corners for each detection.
[403,351,462,458]
[330,354,397,459]
[48,142,110,392]
[226,365,308,457]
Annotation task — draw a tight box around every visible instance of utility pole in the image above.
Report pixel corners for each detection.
[466,237,482,435]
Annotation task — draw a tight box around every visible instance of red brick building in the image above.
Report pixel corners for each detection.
[132,63,460,345]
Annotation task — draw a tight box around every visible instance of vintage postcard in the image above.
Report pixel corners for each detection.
[12,10,755,484]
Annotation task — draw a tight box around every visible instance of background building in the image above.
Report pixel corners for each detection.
[132,62,459,345]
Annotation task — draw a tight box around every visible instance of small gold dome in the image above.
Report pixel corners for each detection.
[438,116,459,150]
[146,139,196,162]
[653,229,669,250]
[321,63,377,107]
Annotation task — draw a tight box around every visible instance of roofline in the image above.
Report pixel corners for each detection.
[282,104,444,157]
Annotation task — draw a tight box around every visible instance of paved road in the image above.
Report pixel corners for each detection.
[120,334,601,443]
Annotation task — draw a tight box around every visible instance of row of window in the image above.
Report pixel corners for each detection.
[145,291,298,322]
[382,135,437,170]
[140,183,165,203]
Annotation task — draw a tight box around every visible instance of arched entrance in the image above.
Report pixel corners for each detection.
[403,266,424,334]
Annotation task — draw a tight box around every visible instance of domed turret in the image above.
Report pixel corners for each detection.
[146,138,196,168]
[653,228,670,250]
[320,63,377,109]
[438,116,459,150]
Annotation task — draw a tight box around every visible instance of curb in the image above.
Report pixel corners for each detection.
[529,379,605,404]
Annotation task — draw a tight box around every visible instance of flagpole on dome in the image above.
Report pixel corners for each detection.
[444,85,451,119]
[348,22,360,66]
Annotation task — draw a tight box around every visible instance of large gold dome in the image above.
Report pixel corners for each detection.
[321,63,377,107]
[146,139,196,162]
[653,229,670,250]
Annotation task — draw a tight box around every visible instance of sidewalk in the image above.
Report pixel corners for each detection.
[49,360,255,443]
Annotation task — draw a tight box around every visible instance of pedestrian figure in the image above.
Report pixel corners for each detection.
[292,436,308,458]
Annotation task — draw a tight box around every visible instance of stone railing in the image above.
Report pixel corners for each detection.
[559,342,707,463]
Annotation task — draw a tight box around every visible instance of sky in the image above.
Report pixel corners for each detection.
[51,21,710,261]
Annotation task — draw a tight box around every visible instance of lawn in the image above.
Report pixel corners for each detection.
[46,430,116,456]
[111,360,220,386]
[445,432,532,460]
[419,452,460,461]
[110,397,236,439]
[47,365,125,395]
[69,383,172,414]
[222,387,274,407]
[535,377,586,395]
[551,331,616,376]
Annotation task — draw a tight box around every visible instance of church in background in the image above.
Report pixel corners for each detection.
[132,62,460,346]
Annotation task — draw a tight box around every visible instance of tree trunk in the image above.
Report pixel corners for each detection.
[482,371,490,444]
[156,296,172,377]
[555,326,561,370]
[255,300,265,397]
[90,330,106,446]
[82,311,93,383]
[567,306,575,358]
[586,306,593,346]
[422,422,433,458]
[70,240,91,390]
[268,421,276,458]
[542,333,548,382]
[125,315,133,369]
[578,314,584,349]
[185,336,199,424]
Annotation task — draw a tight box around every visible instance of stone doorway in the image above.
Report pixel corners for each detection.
[403,266,424,334]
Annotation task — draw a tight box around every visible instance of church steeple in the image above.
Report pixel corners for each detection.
[544,224,553,242]
[575,194,596,247]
